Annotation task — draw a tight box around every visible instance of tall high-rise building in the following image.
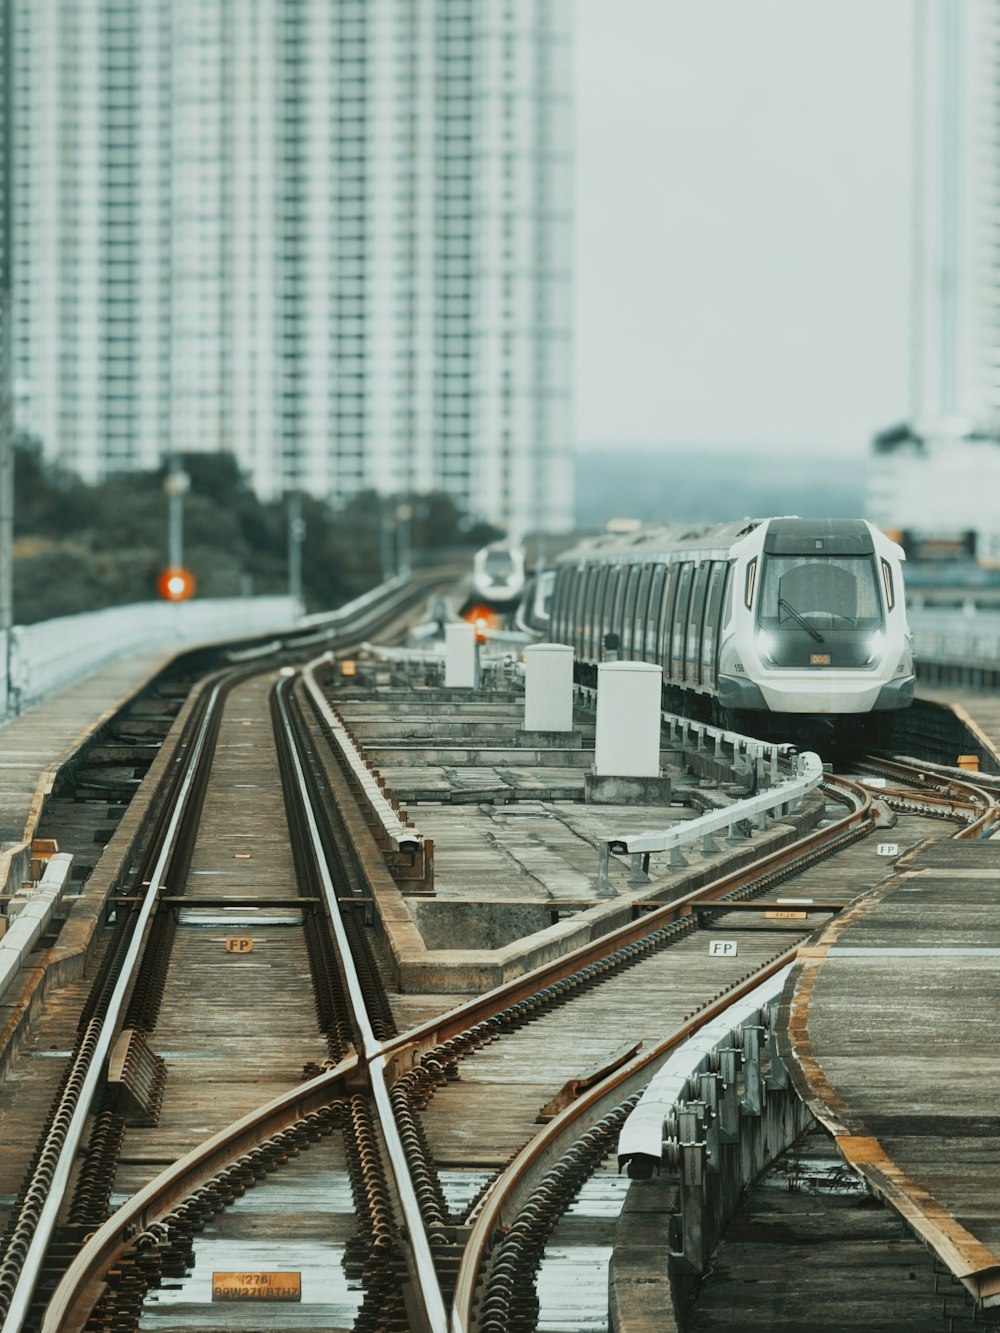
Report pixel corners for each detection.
[11,1,574,536]
[867,0,1000,554]
[909,0,1000,423]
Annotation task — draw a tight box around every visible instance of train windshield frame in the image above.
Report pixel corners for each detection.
[756,554,884,633]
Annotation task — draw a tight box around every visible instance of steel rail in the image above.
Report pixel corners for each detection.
[40,1059,357,1333]
[862,754,1000,838]
[15,577,454,1329]
[0,676,226,1333]
[273,675,448,1333]
[42,666,445,1333]
[25,639,864,1327]
[450,945,802,1333]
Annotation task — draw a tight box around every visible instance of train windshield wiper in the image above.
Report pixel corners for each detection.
[778,597,824,643]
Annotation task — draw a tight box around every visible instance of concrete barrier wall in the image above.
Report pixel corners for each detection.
[1,597,299,720]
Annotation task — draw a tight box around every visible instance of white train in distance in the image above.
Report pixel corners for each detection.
[471,541,527,610]
[547,517,914,741]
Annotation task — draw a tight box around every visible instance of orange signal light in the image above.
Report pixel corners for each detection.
[158,566,196,602]
[463,604,500,642]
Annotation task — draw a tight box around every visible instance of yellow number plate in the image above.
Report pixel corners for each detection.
[810,653,831,666]
[212,1272,301,1302]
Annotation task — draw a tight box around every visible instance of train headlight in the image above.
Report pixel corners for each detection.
[865,630,885,664]
[755,630,777,661]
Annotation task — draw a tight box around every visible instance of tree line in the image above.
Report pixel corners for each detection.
[11,442,499,625]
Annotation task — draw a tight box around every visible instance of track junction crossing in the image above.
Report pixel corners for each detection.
[0,567,999,1331]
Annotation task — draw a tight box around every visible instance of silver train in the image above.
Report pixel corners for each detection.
[472,541,527,610]
[549,517,914,732]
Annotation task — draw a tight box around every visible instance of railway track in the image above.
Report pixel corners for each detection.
[2,622,997,1331]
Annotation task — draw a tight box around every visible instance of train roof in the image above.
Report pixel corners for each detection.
[554,519,765,563]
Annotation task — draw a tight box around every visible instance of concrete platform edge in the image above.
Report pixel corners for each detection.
[0,650,178,898]
[0,676,202,1086]
[777,867,1000,1310]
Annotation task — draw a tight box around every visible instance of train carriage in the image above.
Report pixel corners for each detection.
[549,517,914,736]
[472,541,526,611]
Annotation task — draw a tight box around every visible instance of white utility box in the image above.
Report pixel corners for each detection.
[594,661,662,777]
[445,622,478,688]
[523,643,574,732]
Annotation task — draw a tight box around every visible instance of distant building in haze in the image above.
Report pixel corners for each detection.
[867,0,1000,559]
[11,1,574,536]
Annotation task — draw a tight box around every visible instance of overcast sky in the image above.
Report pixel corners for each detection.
[574,0,913,456]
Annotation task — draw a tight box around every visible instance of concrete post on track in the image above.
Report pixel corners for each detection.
[445,622,479,688]
[521,643,581,748]
[586,661,672,804]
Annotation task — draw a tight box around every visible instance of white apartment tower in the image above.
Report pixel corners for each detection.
[867,0,1000,551]
[11,0,574,536]
[910,0,1000,422]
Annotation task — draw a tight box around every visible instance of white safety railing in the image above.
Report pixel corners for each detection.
[617,963,793,1174]
[1,597,299,722]
[597,751,824,891]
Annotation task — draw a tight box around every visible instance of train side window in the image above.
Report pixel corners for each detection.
[551,569,569,641]
[580,566,596,657]
[565,565,578,642]
[687,562,711,685]
[881,559,895,610]
[592,562,616,655]
[565,567,578,645]
[629,564,654,659]
[580,565,599,650]
[671,563,693,680]
[569,566,583,644]
[621,565,642,656]
[608,565,627,646]
[645,565,666,660]
[592,562,608,655]
[571,567,590,648]
[744,557,757,609]
[721,562,735,627]
[659,563,679,671]
[701,562,728,688]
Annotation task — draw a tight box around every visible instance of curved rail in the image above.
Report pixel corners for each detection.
[861,754,1000,838]
[0,676,226,1332]
[272,675,448,1333]
[40,1061,356,1333]
[20,636,874,1331]
[380,772,872,1082]
[450,948,801,1333]
[39,673,449,1333]
[12,576,459,1331]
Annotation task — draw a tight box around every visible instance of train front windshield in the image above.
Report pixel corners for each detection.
[484,552,514,577]
[756,555,884,667]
